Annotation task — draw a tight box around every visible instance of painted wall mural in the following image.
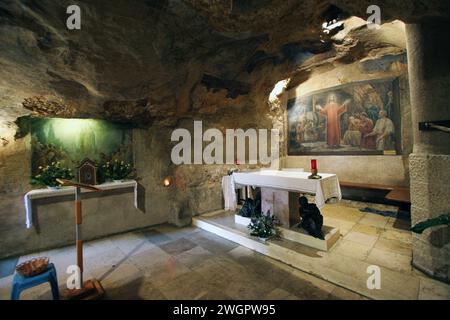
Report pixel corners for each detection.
[287,78,401,155]
[30,118,133,175]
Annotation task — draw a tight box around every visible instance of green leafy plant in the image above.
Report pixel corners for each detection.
[411,213,450,234]
[248,210,277,240]
[101,159,134,181]
[30,162,74,187]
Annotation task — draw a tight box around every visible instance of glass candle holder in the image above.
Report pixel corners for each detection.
[311,159,317,175]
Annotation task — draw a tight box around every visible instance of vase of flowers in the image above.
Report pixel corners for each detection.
[101,160,134,182]
[30,162,74,188]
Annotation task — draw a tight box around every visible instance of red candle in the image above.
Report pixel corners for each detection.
[311,159,317,170]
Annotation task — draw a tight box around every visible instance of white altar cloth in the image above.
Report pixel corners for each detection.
[24,180,138,228]
[232,170,341,209]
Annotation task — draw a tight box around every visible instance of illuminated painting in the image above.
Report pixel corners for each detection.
[30,118,133,175]
[287,78,401,155]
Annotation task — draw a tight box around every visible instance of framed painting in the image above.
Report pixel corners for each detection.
[287,78,401,155]
[30,118,134,176]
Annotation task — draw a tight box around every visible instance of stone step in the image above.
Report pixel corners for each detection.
[234,214,340,251]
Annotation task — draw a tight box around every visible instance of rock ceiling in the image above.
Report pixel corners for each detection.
[0,0,449,128]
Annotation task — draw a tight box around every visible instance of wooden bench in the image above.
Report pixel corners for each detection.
[340,181,410,204]
[340,181,395,191]
[385,187,410,203]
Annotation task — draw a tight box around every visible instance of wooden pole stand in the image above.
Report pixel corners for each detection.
[57,179,105,300]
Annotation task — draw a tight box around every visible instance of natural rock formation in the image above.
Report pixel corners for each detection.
[0,0,449,128]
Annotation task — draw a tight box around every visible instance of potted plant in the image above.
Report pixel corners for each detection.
[30,162,74,189]
[101,159,134,182]
[248,210,277,241]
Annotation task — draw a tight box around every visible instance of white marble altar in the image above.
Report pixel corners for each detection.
[230,170,342,228]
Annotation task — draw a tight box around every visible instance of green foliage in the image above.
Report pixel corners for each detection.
[411,213,450,234]
[248,211,276,239]
[101,159,135,180]
[30,161,74,187]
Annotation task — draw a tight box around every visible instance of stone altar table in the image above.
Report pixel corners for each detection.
[24,180,138,228]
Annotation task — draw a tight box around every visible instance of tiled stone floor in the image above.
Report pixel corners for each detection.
[321,200,450,300]
[1,201,448,300]
[0,224,367,300]
[193,201,450,300]
[321,201,414,274]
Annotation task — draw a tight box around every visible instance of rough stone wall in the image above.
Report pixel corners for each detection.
[167,103,272,225]
[0,125,32,258]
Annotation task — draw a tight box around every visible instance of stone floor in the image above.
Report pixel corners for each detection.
[0,223,368,300]
[1,201,449,300]
[321,201,413,274]
[322,202,449,300]
[192,200,450,300]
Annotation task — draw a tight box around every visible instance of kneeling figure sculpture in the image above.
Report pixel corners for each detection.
[298,196,324,240]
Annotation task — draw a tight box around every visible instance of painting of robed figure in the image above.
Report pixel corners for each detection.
[287,78,401,155]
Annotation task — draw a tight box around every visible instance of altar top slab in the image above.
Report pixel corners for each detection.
[24,180,138,229]
[236,170,336,179]
[232,170,341,208]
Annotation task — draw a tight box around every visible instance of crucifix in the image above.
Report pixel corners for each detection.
[56,178,105,300]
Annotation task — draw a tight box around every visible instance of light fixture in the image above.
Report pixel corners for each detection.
[163,177,171,187]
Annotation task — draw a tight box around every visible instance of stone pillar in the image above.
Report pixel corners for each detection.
[261,188,300,228]
[406,21,450,283]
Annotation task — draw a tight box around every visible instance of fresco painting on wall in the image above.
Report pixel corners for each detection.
[30,118,133,177]
[287,78,401,155]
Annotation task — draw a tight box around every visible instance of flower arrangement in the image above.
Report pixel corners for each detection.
[30,162,74,188]
[101,159,134,181]
[248,210,277,240]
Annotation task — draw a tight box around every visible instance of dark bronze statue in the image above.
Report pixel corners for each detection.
[239,189,261,218]
[298,196,324,240]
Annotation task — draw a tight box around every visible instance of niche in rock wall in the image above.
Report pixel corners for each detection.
[287,78,401,156]
[30,118,133,183]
